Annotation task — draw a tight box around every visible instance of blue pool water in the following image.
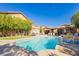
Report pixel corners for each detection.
[15,36,58,51]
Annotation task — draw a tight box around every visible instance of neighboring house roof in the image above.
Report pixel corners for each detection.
[0,11,28,20]
[0,12,20,14]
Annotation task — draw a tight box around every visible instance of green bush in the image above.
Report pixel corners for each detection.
[64,32,73,39]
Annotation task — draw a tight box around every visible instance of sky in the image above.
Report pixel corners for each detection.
[0,3,79,27]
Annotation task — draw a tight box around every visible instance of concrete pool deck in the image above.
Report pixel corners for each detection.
[56,44,79,56]
[0,37,79,56]
[0,43,71,56]
[0,40,72,56]
[0,40,15,45]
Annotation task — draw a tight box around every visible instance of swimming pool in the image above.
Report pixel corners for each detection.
[15,36,58,52]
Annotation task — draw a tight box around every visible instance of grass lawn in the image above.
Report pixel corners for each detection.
[0,35,32,40]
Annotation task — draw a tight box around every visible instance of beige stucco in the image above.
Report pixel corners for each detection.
[77,29,79,33]
[0,12,27,20]
[30,26,40,35]
[9,13,27,20]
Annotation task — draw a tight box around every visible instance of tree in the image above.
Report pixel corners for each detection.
[0,14,32,36]
[71,12,79,28]
[39,26,42,34]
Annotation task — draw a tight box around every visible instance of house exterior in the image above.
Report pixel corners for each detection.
[30,25,40,35]
[53,24,77,35]
[30,24,77,36]
[30,26,54,35]
[43,27,53,35]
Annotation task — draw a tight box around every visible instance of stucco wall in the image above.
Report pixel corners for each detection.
[9,14,26,20]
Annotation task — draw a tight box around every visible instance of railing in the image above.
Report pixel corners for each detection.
[57,37,79,45]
